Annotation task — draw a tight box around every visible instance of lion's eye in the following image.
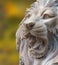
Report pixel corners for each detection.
[43,14,55,19]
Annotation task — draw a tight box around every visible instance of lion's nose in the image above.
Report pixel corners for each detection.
[24,22,35,30]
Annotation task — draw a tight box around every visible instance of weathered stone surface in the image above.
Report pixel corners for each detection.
[16,0,58,65]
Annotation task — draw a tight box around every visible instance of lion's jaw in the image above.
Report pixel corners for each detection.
[24,31,48,59]
[28,40,48,59]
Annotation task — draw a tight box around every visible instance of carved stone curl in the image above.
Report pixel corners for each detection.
[16,0,58,65]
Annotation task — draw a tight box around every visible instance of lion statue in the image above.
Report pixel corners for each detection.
[16,0,58,65]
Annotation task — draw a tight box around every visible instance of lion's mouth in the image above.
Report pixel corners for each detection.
[28,39,48,59]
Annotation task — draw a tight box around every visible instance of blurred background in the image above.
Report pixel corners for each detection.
[0,0,35,65]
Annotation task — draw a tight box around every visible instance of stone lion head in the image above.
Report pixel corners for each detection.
[16,0,58,65]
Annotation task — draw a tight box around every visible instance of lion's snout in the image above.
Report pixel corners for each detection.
[24,22,35,30]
